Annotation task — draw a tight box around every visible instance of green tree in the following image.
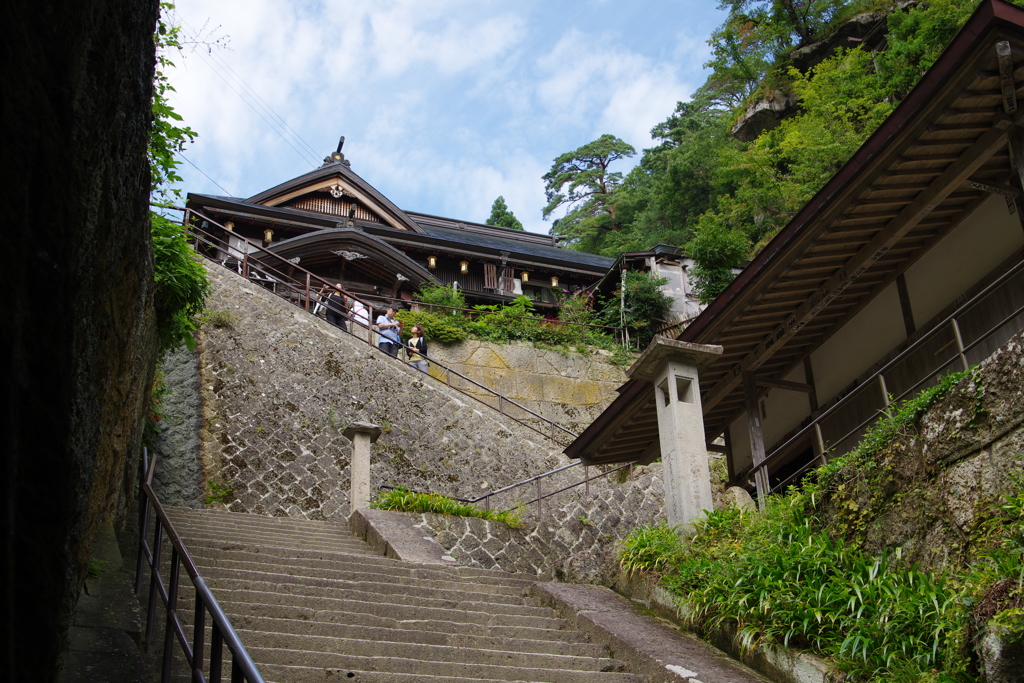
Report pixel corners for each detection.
[599,271,674,349]
[542,134,635,253]
[485,196,524,230]
[151,3,210,354]
[687,216,750,303]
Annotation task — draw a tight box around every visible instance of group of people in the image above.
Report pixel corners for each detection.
[318,284,429,373]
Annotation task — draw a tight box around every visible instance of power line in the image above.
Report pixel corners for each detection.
[169,10,323,168]
[180,153,234,196]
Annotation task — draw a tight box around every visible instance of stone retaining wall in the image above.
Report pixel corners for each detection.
[411,463,666,585]
[194,262,602,521]
[426,341,628,433]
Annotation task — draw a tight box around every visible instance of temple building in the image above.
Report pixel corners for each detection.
[186,143,615,312]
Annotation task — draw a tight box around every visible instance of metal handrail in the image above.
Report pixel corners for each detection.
[746,253,1024,489]
[134,448,265,683]
[177,208,578,446]
[378,459,636,517]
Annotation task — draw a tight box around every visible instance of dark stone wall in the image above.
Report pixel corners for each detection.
[1,0,160,679]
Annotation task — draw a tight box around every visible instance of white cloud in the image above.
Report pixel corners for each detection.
[166,0,725,234]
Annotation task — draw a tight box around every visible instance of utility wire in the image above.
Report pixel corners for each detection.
[169,10,323,168]
[180,153,234,196]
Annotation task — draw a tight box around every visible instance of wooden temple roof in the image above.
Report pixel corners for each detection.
[567,0,1024,467]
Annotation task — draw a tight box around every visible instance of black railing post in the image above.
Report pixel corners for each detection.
[304,273,311,312]
[162,549,181,683]
[210,624,224,683]
[135,449,150,595]
[145,521,164,651]
[193,594,207,682]
[536,478,542,517]
[585,465,589,496]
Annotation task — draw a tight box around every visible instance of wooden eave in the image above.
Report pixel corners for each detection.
[259,228,440,288]
[247,162,428,235]
[566,0,1024,468]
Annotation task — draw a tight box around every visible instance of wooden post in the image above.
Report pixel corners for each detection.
[743,371,770,510]
[951,317,970,372]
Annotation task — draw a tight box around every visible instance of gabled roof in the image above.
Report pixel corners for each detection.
[567,0,1024,466]
[247,160,428,234]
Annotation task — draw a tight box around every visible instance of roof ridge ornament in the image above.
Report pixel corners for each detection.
[322,135,352,167]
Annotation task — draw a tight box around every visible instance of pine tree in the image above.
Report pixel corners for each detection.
[486,196,524,230]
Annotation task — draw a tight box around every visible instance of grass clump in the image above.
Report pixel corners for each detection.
[372,486,520,528]
[619,369,1024,681]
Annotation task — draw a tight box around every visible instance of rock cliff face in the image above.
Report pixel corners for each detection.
[820,329,1024,569]
[2,0,160,677]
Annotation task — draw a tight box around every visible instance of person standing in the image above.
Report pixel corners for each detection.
[406,324,428,373]
[376,306,402,357]
[322,284,348,331]
[351,300,370,331]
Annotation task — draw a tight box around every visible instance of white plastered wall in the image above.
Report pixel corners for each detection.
[904,194,1024,326]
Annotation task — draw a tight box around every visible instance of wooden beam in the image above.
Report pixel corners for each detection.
[896,272,916,337]
[743,371,769,510]
[700,120,1011,415]
[755,377,814,393]
[998,41,1017,115]
[803,357,819,412]
[1008,125,1024,195]
[966,178,1022,197]
[706,443,728,454]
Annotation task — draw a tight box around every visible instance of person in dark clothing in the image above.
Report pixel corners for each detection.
[321,284,349,331]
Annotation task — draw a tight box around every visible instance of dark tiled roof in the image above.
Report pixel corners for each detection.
[417,224,615,270]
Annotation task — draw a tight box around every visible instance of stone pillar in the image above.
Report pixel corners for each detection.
[627,337,723,532]
[342,422,382,514]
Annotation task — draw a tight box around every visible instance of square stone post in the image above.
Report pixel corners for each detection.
[627,337,723,532]
[342,421,382,515]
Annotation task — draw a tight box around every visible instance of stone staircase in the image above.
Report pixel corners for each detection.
[164,507,647,683]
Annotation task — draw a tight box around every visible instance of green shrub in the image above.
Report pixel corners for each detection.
[395,310,469,343]
[416,284,466,311]
[372,487,520,528]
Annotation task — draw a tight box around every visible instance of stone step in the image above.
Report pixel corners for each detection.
[210,589,571,630]
[187,551,529,598]
[244,647,637,683]
[227,614,603,657]
[202,575,552,619]
[258,664,647,683]
[239,630,620,673]
[225,603,586,643]
[166,507,352,535]
[182,541,536,587]
[198,565,539,607]
[166,523,370,553]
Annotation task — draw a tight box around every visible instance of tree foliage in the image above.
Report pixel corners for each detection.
[599,271,675,349]
[151,3,209,354]
[543,134,635,254]
[547,1,999,305]
[485,196,524,230]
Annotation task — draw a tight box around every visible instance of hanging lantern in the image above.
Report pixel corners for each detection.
[224,221,235,231]
[520,271,529,283]
[428,256,437,269]
[550,276,559,288]
[263,228,274,243]
[460,261,469,274]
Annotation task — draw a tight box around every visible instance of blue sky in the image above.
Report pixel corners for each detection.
[168,0,728,234]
